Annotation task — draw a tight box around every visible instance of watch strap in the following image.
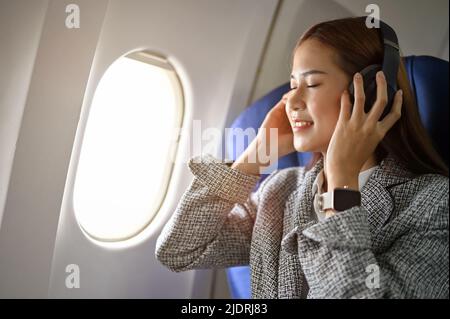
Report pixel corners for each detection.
[319,190,333,212]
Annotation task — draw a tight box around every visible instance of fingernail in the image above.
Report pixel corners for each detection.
[377,71,385,79]
[399,89,403,96]
[354,73,361,80]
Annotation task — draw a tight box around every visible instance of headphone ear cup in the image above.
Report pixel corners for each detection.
[348,64,381,114]
[383,83,397,121]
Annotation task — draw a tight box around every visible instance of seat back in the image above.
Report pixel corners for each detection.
[403,56,449,165]
[225,55,449,299]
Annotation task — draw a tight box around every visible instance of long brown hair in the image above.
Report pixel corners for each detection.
[293,17,448,177]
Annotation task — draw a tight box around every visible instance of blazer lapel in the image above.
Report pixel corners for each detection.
[361,153,416,234]
[281,157,324,254]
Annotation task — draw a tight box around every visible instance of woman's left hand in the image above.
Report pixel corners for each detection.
[325,71,403,192]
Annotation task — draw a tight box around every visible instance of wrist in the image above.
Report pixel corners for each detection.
[231,140,268,176]
[320,181,361,214]
[233,137,280,175]
[327,175,359,192]
[324,209,337,218]
[231,161,262,177]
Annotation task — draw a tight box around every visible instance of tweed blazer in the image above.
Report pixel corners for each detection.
[156,152,449,298]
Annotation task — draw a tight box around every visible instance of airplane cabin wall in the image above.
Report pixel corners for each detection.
[0,0,110,298]
[0,0,48,233]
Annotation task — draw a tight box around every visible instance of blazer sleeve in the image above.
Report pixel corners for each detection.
[298,191,449,299]
[155,154,263,272]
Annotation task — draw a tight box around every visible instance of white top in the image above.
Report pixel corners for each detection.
[312,166,379,221]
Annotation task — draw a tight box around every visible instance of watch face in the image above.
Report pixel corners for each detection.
[334,188,361,211]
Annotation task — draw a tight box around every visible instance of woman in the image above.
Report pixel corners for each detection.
[156,17,449,298]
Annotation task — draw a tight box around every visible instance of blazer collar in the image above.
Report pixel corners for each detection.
[297,152,416,233]
[361,153,416,232]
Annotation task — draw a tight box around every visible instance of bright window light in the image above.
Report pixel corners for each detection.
[73,52,183,242]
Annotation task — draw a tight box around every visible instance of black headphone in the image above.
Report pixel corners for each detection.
[348,18,400,120]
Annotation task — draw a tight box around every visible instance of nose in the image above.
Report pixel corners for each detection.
[286,90,306,111]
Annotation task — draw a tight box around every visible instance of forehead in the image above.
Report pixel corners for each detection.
[291,39,338,76]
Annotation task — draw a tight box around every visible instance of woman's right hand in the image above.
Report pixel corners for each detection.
[231,93,295,176]
[257,93,296,159]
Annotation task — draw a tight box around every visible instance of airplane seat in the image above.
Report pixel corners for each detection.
[224,55,449,299]
[403,56,449,166]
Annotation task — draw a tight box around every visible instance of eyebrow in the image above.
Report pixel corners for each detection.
[290,70,327,80]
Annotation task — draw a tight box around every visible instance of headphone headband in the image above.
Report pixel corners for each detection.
[348,17,401,120]
[378,19,400,92]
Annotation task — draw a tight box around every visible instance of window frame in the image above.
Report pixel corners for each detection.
[73,50,184,243]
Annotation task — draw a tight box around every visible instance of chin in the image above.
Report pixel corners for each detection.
[293,140,312,153]
[293,138,322,153]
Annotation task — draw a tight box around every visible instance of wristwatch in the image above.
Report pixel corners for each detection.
[318,186,361,212]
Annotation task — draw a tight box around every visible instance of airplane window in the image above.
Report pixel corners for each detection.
[73,51,183,242]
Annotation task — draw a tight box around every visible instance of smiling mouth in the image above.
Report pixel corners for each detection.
[293,121,314,128]
[292,120,314,132]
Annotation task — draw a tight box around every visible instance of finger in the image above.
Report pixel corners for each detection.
[350,73,365,121]
[368,71,388,124]
[339,90,352,122]
[280,96,291,114]
[276,99,287,112]
[378,89,403,134]
[282,91,294,103]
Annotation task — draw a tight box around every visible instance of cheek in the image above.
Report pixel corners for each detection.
[310,90,341,124]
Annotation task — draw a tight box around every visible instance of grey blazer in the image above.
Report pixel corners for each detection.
[156,153,449,298]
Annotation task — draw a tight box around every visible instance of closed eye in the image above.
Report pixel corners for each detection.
[290,84,320,90]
